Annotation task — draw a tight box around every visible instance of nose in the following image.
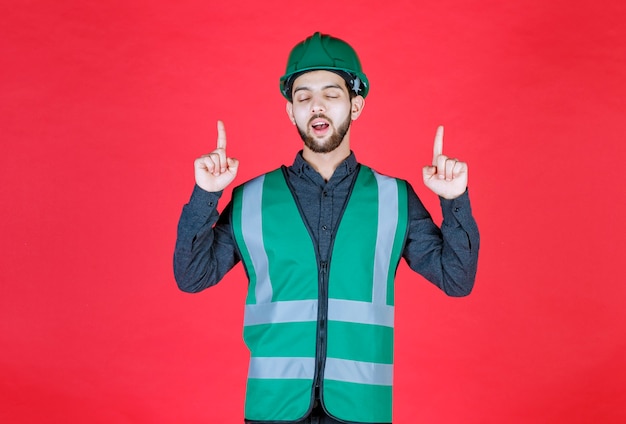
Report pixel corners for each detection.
[310,94,325,114]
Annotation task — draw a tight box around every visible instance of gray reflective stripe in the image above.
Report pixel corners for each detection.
[372,171,399,306]
[244,299,318,326]
[327,299,394,328]
[248,357,315,379]
[325,357,393,386]
[244,299,393,327]
[241,176,273,304]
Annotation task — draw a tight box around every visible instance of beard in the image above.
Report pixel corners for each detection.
[296,113,352,154]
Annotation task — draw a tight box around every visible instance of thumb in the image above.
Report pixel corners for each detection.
[227,157,239,174]
[422,165,436,179]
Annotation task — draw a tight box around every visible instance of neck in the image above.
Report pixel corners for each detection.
[302,139,351,182]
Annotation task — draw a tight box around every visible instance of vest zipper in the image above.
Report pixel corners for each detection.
[314,260,329,404]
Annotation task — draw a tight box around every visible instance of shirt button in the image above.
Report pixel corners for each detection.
[322,225,328,231]
[454,207,460,213]
[322,191,328,197]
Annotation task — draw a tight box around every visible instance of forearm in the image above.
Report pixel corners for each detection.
[437,190,479,295]
[173,185,239,292]
[404,188,480,296]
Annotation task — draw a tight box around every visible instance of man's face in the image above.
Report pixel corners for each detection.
[286,70,363,154]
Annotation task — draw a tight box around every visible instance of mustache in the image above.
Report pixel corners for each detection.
[308,113,332,126]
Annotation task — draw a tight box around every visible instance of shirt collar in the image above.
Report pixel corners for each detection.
[292,150,358,179]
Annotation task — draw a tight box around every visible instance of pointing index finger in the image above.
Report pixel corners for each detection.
[432,125,444,165]
[217,120,227,150]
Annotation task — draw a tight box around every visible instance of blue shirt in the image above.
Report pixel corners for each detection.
[174,151,479,297]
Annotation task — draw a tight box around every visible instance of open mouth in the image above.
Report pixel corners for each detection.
[310,118,330,135]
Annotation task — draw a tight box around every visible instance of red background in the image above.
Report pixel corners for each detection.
[2,1,626,423]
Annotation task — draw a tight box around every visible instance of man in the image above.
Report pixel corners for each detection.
[174,32,479,424]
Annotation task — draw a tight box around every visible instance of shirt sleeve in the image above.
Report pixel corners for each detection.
[173,184,240,293]
[402,184,480,296]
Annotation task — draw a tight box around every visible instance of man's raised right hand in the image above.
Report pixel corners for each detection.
[194,120,239,192]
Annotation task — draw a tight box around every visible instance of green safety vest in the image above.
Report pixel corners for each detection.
[231,165,408,423]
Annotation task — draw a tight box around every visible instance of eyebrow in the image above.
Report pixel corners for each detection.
[293,83,345,94]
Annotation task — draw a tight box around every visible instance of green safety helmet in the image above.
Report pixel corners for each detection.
[280,32,369,101]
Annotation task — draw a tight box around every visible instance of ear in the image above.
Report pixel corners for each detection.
[350,96,365,121]
[286,102,296,125]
